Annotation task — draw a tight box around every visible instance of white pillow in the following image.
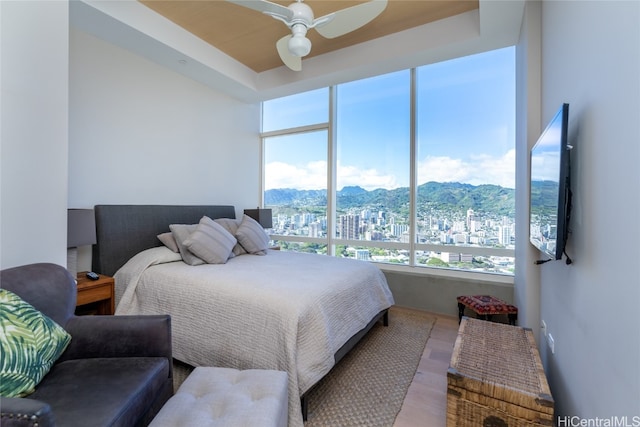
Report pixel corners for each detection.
[157,232,179,253]
[184,216,237,264]
[213,217,240,235]
[169,224,205,266]
[236,214,269,255]
[214,218,247,256]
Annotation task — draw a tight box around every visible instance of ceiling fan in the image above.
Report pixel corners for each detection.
[227,0,388,71]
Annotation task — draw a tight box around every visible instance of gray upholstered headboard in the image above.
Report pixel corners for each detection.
[92,205,236,277]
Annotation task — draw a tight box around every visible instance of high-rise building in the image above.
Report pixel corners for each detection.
[389,224,408,237]
[309,222,321,238]
[498,225,511,245]
[466,209,475,230]
[339,214,360,239]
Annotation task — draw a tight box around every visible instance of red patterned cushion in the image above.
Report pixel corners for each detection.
[457,295,518,315]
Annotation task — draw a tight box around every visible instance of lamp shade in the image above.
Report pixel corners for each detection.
[67,209,97,248]
[244,208,273,229]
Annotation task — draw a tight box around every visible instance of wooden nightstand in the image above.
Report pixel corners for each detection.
[75,272,115,315]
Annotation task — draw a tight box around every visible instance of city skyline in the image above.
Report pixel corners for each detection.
[268,204,516,274]
[265,181,517,248]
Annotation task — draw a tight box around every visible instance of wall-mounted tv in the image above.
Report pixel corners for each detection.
[529,103,573,264]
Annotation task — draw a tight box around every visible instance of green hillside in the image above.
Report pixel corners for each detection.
[265,182,520,216]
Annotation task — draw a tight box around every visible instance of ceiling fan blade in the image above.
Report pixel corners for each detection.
[315,0,387,39]
[276,35,302,71]
[226,0,294,22]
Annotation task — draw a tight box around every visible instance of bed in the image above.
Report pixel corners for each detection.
[92,205,395,427]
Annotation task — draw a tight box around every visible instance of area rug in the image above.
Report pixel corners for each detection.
[172,306,435,426]
[304,306,435,426]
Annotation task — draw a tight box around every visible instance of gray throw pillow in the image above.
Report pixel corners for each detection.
[214,218,248,256]
[157,232,179,253]
[213,217,240,235]
[184,216,237,264]
[236,214,269,255]
[169,224,205,266]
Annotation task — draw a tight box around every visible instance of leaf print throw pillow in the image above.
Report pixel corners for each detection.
[0,289,71,397]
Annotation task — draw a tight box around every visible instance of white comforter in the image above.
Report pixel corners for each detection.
[114,247,394,427]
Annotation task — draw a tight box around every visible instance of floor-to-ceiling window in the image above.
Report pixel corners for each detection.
[414,48,516,272]
[335,70,411,261]
[262,47,515,275]
[262,88,330,253]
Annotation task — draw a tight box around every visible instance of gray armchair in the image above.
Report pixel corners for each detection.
[0,263,173,427]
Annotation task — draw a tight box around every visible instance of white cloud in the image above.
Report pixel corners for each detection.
[337,165,401,190]
[265,150,515,191]
[418,149,515,189]
[265,161,402,191]
[265,161,327,190]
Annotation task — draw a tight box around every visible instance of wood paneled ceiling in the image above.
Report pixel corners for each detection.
[140,0,479,73]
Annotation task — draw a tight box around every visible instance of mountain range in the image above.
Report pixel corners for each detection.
[266,182,520,217]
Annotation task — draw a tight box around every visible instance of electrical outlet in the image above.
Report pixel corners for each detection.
[541,320,547,337]
[547,333,555,354]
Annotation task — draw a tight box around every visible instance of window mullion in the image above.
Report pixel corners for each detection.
[409,68,417,267]
[327,86,337,256]
[260,135,266,206]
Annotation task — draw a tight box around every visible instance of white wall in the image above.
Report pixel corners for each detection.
[1,1,69,269]
[68,28,260,210]
[538,0,640,418]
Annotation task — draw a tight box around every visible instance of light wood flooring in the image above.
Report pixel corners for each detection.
[393,309,460,427]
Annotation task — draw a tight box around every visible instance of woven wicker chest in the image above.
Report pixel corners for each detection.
[447,317,554,427]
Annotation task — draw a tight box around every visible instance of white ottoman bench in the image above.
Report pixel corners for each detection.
[149,367,288,427]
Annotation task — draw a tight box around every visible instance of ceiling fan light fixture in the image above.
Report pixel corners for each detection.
[288,34,311,57]
[227,0,388,70]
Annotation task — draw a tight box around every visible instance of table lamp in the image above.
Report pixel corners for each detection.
[243,208,273,229]
[67,209,97,277]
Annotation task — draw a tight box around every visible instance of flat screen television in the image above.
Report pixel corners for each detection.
[529,103,573,264]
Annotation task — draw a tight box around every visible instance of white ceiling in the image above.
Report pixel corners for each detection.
[70,0,525,103]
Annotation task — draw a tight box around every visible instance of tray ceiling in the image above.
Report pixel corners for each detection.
[140,0,479,72]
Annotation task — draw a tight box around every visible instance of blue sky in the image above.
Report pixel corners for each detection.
[263,47,515,191]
